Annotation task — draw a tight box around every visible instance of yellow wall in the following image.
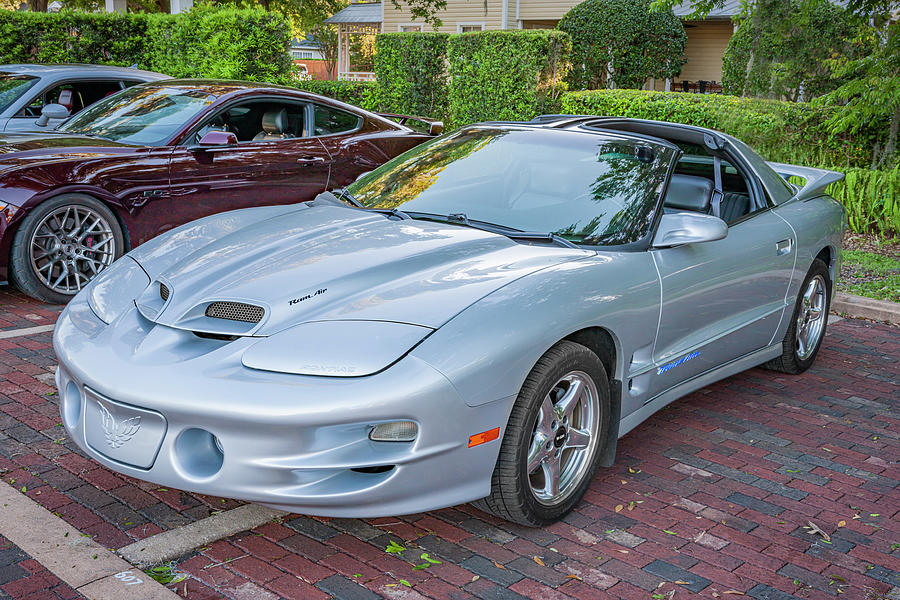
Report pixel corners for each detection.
[677,20,733,83]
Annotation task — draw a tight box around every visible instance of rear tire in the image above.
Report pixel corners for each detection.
[765,258,831,374]
[474,341,609,526]
[9,194,124,304]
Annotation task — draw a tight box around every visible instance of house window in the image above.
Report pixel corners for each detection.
[398,23,424,32]
[457,23,485,33]
[291,50,314,59]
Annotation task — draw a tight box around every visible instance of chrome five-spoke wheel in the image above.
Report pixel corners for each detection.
[475,340,609,526]
[528,371,600,504]
[795,274,826,360]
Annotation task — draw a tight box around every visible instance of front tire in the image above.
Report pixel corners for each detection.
[474,341,609,526]
[9,194,124,304]
[765,258,831,374]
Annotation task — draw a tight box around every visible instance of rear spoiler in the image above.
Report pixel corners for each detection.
[768,162,844,202]
[377,112,444,136]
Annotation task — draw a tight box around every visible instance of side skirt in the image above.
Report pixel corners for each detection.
[617,343,782,438]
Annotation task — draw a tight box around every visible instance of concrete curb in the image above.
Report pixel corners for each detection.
[833,292,900,325]
[117,504,287,569]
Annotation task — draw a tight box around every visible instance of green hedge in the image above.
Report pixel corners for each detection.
[0,7,291,82]
[372,32,449,121]
[293,80,376,110]
[448,30,571,128]
[560,88,876,169]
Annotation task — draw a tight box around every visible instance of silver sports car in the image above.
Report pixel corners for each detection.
[54,117,845,525]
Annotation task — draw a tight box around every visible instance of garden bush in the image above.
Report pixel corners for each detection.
[560,88,877,168]
[448,30,570,128]
[372,32,449,121]
[557,0,685,90]
[0,7,291,82]
[826,168,899,236]
[293,80,376,110]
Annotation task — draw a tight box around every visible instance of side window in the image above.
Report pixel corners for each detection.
[192,101,306,144]
[671,144,757,224]
[313,105,361,136]
[16,81,123,117]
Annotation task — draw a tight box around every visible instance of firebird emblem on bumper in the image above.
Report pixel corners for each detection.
[98,402,141,449]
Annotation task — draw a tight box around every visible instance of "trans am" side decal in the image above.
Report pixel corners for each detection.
[657,351,700,375]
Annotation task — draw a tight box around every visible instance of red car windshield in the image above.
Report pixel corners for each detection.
[59,85,217,146]
[0,73,38,114]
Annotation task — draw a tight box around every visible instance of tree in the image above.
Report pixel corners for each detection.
[654,0,899,167]
[721,0,867,101]
[558,0,686,90]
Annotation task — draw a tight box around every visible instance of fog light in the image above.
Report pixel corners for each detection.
[369,421,417,442]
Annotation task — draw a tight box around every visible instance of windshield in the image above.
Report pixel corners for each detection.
[59,85,217,146]
[0,73,38,114]
[348,127,676,246]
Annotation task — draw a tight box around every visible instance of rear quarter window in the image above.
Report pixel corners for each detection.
[313,105,360,136]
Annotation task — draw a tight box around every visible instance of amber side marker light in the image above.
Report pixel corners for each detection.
[468,427,500,448]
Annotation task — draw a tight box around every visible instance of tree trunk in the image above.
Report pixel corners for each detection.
[28,0,48,11]
[874,104,899,170]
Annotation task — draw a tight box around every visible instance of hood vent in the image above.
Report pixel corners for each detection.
[159,282,170,301]
[205,301,264,324]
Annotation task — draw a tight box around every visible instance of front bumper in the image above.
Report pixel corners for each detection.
[54,296,513,517]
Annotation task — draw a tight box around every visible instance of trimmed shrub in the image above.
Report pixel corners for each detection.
[557,0,686,90]
[293,80,376,110]
[372,32,449,121]
[0,11,152,65]
[448,30,570,128]
[0,7,291,82]
[147,5,291,81]
[560,88,876,168]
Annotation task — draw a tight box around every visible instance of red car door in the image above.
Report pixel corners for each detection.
[147,99,331,239]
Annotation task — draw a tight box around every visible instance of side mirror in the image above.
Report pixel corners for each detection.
[652,212,728,248]
[429,121,444,136]
[196,130,238,147]
[35,103,70,127]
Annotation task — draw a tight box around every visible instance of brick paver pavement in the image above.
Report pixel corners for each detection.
[0,286,896,600]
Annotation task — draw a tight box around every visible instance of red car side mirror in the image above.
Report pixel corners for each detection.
[429,121,444,136]
[197,130,238,147]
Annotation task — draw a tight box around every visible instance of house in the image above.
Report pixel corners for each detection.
[326,0,740,90]
[290,37,333,80]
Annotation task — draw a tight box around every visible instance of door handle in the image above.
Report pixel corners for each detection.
[297,156,325,165]
[776,238,793,256]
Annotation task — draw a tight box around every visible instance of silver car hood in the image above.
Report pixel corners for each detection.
[131,203,592,334]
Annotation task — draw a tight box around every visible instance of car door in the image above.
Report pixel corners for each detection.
[648,162,795,397]
[311,103,394,189]
[164,98,332,232]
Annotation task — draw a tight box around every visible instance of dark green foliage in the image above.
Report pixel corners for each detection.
[561,88,875,168]
[0,7,291,82]
[0,11,153,65]
[722,0,866,101]
[448,30,570,127]
[293,80,376,110]
[372,32,449,120]
[558,0,686,90]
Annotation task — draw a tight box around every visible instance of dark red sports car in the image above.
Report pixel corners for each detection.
[0,80,442,303]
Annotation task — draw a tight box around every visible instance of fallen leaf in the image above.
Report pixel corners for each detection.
[471,575,480,582]
[712,591,721,598]
[674,580,690,584]
[722,591,745,595]
[837,520,846,528]
[621,480,628,484]
[566,574,583,581]
[617,549,629,554]
[615,504,624,513]
[804,520,831,541]
[533,556,545,567]
[493,561,505,570]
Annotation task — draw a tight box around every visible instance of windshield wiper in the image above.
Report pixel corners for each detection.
[332,188,363,208]
[403,211,579,249]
